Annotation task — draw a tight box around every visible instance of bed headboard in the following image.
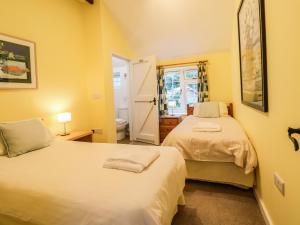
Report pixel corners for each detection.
[187,103,234,117]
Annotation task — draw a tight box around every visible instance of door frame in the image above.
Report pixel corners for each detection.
[111,53,132,141]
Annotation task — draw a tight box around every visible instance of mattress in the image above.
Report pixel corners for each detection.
[0,141,186,225]
[162,116,257,174]
[185,160,255,188]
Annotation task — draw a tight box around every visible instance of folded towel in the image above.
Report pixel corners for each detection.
[192,122,222,132]
[103,161,145,173]
[103,147,160,173]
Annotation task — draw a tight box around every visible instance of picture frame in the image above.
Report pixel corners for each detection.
[0,33,37,89]
[237,0,268,112]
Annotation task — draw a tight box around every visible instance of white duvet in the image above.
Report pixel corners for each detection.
[162,116,257,174]
[0,141,186,225]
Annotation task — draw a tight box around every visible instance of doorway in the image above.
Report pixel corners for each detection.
[112,55,160,145]
[112,55,130,143]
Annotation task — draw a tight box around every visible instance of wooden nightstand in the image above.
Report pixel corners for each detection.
[159,116,182,143]
[56,130,93,142]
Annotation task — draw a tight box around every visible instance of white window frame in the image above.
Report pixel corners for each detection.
[113,71,121,89]
[164,66,198,115]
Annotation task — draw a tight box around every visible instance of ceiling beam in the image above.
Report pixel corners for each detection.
[86,0,94,4]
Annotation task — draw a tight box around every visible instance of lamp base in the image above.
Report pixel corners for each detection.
[59,132,70,136]
[59,122,70,136]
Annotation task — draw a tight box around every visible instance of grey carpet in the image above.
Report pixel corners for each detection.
[172,181,266,225]
[117,137,154,146]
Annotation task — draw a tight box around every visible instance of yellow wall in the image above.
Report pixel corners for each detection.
[231,1,300,224]
[83,0,135,143]
[0,0,91,133]
[0,0,134,142]
[158,51,233,103]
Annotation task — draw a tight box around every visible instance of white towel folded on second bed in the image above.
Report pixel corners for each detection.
[192,122,222,132]
[103,147,160,173]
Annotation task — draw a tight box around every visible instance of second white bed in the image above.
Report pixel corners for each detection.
[162,115,257,188]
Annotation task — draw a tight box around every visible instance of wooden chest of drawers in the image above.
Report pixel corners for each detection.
[159,116,181,143]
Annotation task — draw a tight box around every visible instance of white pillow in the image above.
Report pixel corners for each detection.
[0,118,53,158]
[219,102,229,117]
[193,102,220,118]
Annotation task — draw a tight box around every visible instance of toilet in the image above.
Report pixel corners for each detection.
[116,108,129,141]
[116,118,128,140]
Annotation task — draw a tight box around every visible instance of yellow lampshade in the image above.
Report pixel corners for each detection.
[57,112,72,123]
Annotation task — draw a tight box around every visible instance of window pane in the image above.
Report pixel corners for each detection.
[184,69,198,79]
[164,71,183,113]
[113,72,121,88]
[186,83,198,104]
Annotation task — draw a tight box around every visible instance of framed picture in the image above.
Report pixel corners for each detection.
[0,33,37,89]
[238,0,268,112]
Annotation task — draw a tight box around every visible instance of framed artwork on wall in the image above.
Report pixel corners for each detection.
[238,0,268,112]
[0,33,37,89]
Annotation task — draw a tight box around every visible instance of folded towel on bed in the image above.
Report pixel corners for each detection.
[103,148,160,173]
[192,122,222,132]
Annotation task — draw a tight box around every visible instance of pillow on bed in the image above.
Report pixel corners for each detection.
[193,102,220,118]
[0,136,6,156]
[219,102,229,117]
[0,118,53,158]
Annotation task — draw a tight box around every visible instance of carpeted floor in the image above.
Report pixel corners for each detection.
[172,181,266,225]
[117,137,153,145]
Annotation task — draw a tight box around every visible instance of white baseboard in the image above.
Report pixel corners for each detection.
[253,189,274,225]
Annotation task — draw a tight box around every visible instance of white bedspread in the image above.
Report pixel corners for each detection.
[0,141,186,225]
[162,116,257,174]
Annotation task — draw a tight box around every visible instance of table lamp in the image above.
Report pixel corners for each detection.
[57,112,72,136]
[168,101,176,116]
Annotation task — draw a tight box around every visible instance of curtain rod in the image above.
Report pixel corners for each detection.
[157,60,208,68]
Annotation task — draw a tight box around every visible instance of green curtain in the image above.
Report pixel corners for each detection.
[197,64,209,102]
[158,68,168,115]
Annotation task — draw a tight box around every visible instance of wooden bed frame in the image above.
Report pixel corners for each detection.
[187,103,234,117]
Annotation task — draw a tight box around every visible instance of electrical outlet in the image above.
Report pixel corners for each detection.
[93,128,102,134]
[274,173,285,196]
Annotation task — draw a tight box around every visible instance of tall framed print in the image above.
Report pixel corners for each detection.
[0,33,37,89]
[238,0,268,112]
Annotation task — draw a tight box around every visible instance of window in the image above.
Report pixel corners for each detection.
[164,67,198,115]
[113,72,121,88]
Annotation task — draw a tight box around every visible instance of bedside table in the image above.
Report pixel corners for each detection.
[56,130,93,142]
[159,115,182,143]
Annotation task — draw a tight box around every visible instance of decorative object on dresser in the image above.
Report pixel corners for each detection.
[237,0,268,112]
[56,130,93,142]
[159,116,182,143]
[167,101,177,116]
[0,33,37,89]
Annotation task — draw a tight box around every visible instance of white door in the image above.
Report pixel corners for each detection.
[129,56,159,145]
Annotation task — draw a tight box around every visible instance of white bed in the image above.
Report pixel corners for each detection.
[0,140,186,225]
[162,115,257,188]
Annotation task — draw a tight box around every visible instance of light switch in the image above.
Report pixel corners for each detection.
[274,173,285,196]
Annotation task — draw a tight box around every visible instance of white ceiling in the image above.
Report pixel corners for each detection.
[103,0,235,59]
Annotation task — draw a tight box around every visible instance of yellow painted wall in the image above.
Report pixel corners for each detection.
[158,51,233,103]
[100,2,135,142]
[0,0,134,142]
[231,1,300,224]
[0,0,91,133]
[82,0,135,143]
